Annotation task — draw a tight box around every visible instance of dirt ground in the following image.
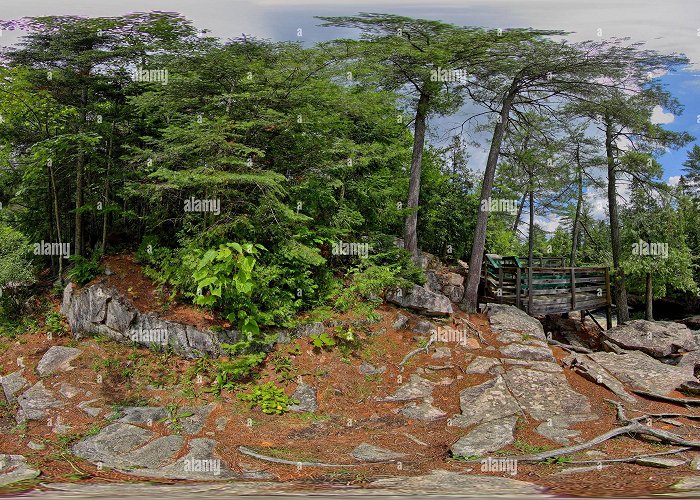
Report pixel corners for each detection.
[0,254,698,498]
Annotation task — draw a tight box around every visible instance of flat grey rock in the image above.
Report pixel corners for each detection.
[601,320,698,358]
[504,359,562,373]
[635,457,686,468]
[1,371,28,404]
[359,362,386,376]
[351,443,406,462]
[450,376,520,427]
[0,454,40,487]
[370,469,543,495]
[536,419,581,444]
[503,367,593,423]
[487,304,545,340]
[376,374,434,402]
[431,347,451,359]
[450,416,518,457]
[177,404,215,434]
[17,381,64,420]
[464,356,502,375]
[78,399,102,417]
[588,350,695,395]
[27,441,45,451]
[500,342,555,362]
[71,422,154,468]
[58,383,80,399]
[672,476,700,491]
[413,320,437,334]
[398,401,447,421]
[563,353,637,403]
[121,435,184,469]
[288,383,317,412]
[118,407,168,425]
[295,322,325,337]
[36,346,82,377]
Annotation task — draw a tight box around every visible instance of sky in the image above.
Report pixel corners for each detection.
[0,0,698,227]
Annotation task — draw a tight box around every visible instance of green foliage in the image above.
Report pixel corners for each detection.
[310,332,336,350]
[237,382,298,415]
[67,254,104,285]
[45,311,66,336]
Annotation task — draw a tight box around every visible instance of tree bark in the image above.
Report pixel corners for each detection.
[605,116,629,323]
[512,190,527,234]
[571,163,583,267]
[528,176,535,265]
[404,92,430,262]
[75,82,88,257]
[462,87,517,313]
[49,163,63,280]
[645,272,653,320]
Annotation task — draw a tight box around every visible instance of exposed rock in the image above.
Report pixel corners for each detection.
[62,282,240,359]
[295,322,325,337]
[0,454,40,487]
[288,383,317,413]
[1,371,27,404]
[450,376,520,427]
[36,346,82,377]
[413,320,436,335]
[359,362,386,376]
[499,342,555,362]
[392,314,409,330]
[691,456,700,470]
[487,304,545,340]
[177,404,214,435]
[536,418,581,445]
[678,315,700,330]
[398,401,447,422]
[672,476,700,491]
[118,407,168,426]
[563,354,637,403]
[635,457,686,468]
[464,356,503,375]
[351,443,406,462]
[71,423,155,468]
[679,381,700,396]
[58,382,80,399]
[78,399,102,417]
[369,469,543,496]
[377,374,434,403]
[123,436,184,469]
[601,320,698,358]
[450,416,518,457]
[27,441,45,451]
[503,367,593,423]
[431,347,451,359]
[587,350,695,395]
[17,381,64,421]
[215,417,228,431]
[385,285,453,316]
[425,270,465,303]
[503,359,562,373]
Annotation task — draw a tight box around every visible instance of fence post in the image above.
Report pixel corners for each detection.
[498,268,504,304]
[516,267,522,310]
[527,267,534,314]
[570,267,576,311]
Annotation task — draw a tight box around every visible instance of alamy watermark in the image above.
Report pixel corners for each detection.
[130,327,168,345]
[430,325,474,347]
[480,197,518,215]
[332,240,369,259]
[631,240,668,259]
[34,241,70,259]
[183,458,220,476]
[481,457,517,476]
[184,197,220,215]
[430,66,467,83]
[131,67,169,85]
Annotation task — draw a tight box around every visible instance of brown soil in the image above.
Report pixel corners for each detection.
[0,255,698,497]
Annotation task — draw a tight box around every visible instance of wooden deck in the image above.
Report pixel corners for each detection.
[479,254,613,329]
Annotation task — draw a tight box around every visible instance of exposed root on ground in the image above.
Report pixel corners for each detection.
[399,337,435,369]
[631,389,700,406]
[238,446,395,467]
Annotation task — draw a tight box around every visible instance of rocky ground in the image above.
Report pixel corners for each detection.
[1,254,700,498]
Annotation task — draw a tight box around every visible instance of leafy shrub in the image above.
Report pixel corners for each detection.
[45,311,66,336]
[0,225,35,321]
[67,254,104,285]
[310,332,336,350]
[238,382,297,415]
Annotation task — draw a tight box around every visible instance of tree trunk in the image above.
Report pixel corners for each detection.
[404,92,430,263]
[462,87,517,313]
[49,163,63,280]
[512,190,527,234]
[645,272,653,321]
[571,165,583,267]
[605,116,629,323]
[528,177,535,265]
[75,82,88,257]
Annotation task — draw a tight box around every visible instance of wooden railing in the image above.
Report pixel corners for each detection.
[481,256,612,327]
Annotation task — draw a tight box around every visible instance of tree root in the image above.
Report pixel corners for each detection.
[565,448,692,465]
[399,337,435,368]
[547,339,592,354]
[631,389,700,406]
[238,446,395,467]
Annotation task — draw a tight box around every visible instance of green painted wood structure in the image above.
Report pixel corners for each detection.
[480,254,613,329]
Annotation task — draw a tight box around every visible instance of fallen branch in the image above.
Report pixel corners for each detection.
[565,448,692,465]
[238,446,394,467]
[547,339,592,354]
[399,337,435,368]
[631,389,700,406]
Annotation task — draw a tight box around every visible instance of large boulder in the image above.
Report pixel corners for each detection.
[425,270,465,303]
[486,304,545,340]
[601,320,699,358]
[62,282,240,358]
[385,285,453,316]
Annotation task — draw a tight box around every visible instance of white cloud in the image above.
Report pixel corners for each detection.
[668,175,681,186]
[651,105,675,124]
